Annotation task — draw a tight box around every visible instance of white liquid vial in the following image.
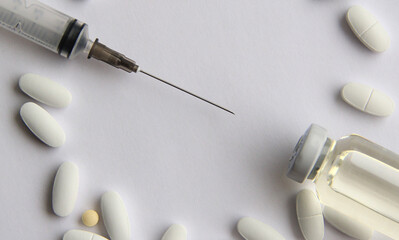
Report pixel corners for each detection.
[287,124,399,239]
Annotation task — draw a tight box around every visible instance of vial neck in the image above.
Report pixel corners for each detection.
[308,138,334,180]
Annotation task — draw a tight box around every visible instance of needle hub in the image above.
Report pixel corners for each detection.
[88,39,140,73]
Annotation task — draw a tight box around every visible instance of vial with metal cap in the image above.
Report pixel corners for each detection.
[287,124,399,239]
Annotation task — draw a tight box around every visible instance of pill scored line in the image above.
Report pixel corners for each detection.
[341,82,394,117]
[359,21,378,36]
[346,6,390,53]
[298,214,323,220]
[363,89,375,111]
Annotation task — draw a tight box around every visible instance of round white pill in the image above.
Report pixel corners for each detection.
[323,206,373,240]
[161,224,187,240]
[346,6,390,52]
[52,162,79,217]
[341,82,394,117]
[19,73,72,108]
[296,190,324,240]
[20,102,66,147]
[101,191,131,240]
[237,217,285,240]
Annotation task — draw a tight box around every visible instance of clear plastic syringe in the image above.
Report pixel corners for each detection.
[0,0,234,114]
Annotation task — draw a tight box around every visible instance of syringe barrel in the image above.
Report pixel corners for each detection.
[0,0,90,58]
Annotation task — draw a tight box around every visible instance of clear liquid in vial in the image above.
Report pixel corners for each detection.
[313,135,399,239]
[328,151,399,222]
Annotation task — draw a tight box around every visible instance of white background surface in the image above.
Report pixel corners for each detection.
[0,0,398,239]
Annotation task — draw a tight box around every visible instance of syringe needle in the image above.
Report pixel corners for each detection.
[87,40,233,114]
[139,70,235,115]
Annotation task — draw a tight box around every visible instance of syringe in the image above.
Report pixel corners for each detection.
[0,0,234,114]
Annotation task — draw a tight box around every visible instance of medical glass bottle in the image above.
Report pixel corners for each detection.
[287,124,399,239]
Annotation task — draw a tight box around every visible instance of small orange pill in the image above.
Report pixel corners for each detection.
[82,210,99,227]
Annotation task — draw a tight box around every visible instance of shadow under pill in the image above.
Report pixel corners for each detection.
[93,195,108,237]
[340,15,371,54]
[158,225,168,239]
[14,111,49,148]
[14,77,23,95]
[58,233,64,240]
[45,167,58,217]
[230,220,244,240]
[262,139,295,191]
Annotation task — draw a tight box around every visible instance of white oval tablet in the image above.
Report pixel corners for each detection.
[323,206,373,240]
[63,230,108,240]
[101,191,131,240]
[346,6,390,52]
[52,162,79,217]
[19,73,72,108]
[341,82,394,117]
[161,224,187,240]
[20,102,66,147]
[296,190,324,240]
[237,217,285,240]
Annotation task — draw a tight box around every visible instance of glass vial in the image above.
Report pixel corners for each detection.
[287,124,399,239]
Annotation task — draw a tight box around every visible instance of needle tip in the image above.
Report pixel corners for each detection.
[139,70,234,115]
